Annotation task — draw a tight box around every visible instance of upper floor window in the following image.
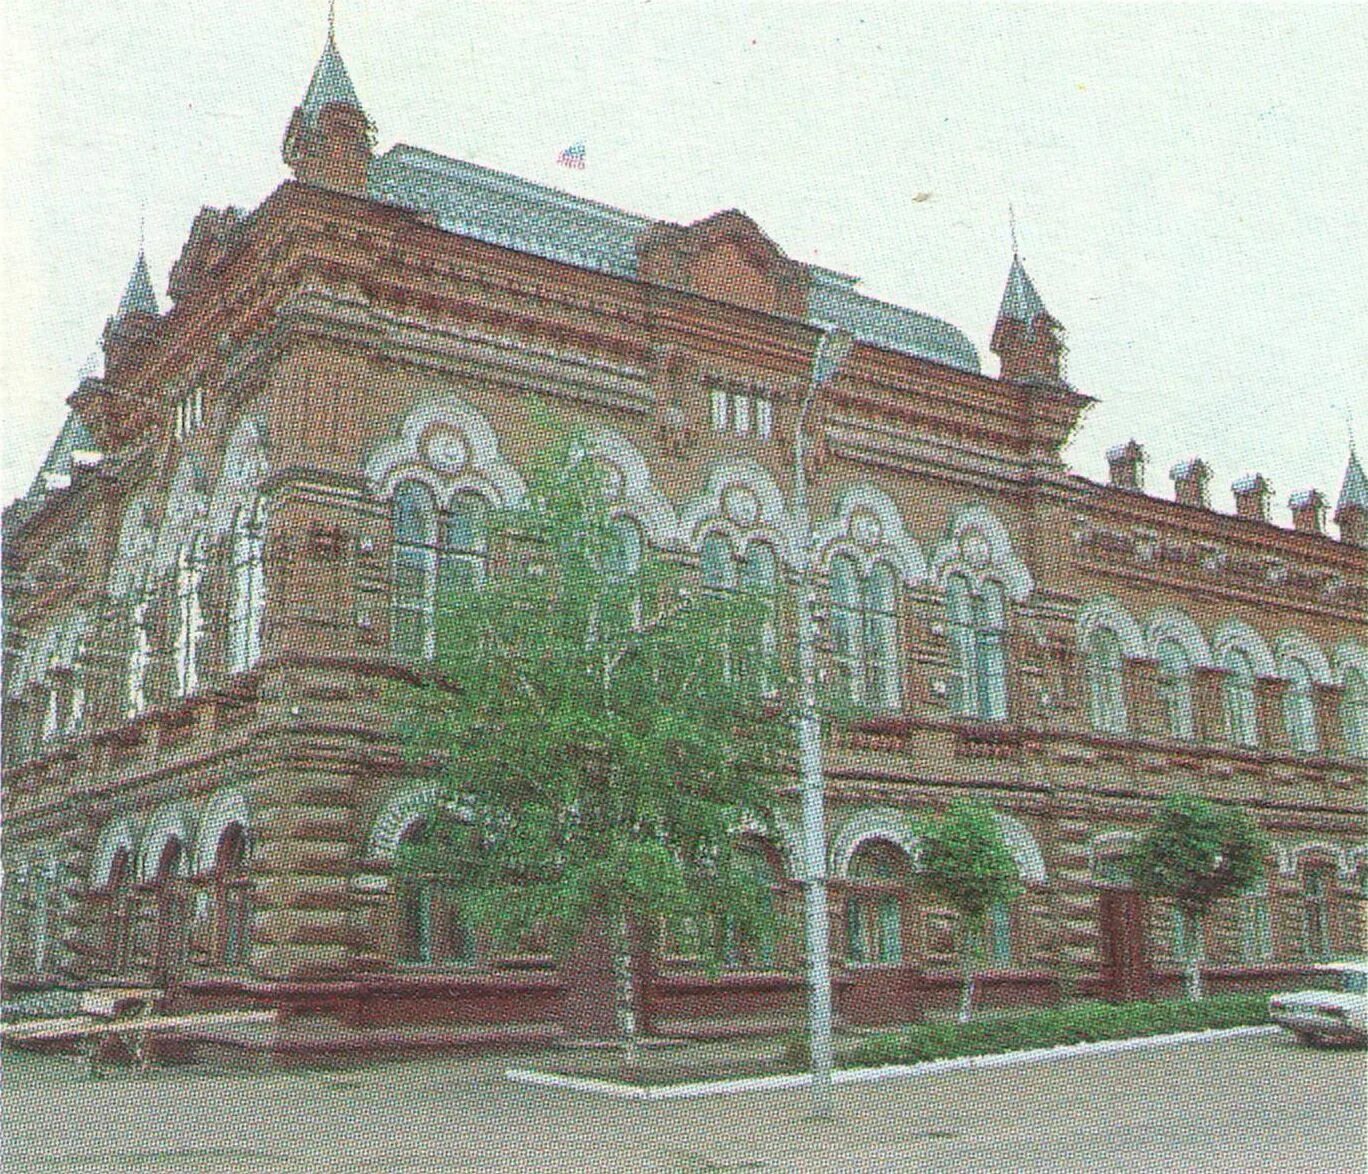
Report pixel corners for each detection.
[710,388,773,440]
[1282,658,1318,755]
[174,537,206,697]
[174,388,204,441]
[226,502,266,674]
[827,556,900,710]
[1341,668,1367,758]
[945,575,1007,721]
[1084,628,1127,734]
[1155,638,1195,739]
[1221,648,1258,747]
[700,533,779,689]
[392,483,490,662]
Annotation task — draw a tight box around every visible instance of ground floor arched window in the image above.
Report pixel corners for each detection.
[1301,867,1332,961]
[150,839,191,982]
[394,819,476,966]
[104,847,136,974]
[212,823,253,968]
[845,840,909,965]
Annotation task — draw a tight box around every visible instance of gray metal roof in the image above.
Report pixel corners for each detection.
[300,30,362,126]
[998,255,1048,326]
[116,250,159,319]
[368,144,980,373]
[1338,449,1368,513]
[14,412,97,514]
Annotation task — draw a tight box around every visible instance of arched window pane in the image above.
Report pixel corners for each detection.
[439,493,490,600]
[828,555,863,703]
[846,841,906,965]
[227,502,266,674]
[1282,659,1318,754]
[977,583,1008,722]
[1222,649,1258,747]
[945,575,977,716]
[1087,628,1127,734]
[739,544,779,692]
[738,543,777,594]
[864,563,900,710]
[392,483,437,660]
[1156,638,1194,739]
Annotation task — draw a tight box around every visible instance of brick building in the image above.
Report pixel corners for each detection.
[3,25,1365,1042]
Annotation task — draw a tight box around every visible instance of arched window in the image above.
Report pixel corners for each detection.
[1302,868,1332,961]
[1282,658,1318,754]
[104,848,136,974]
[1240,876,1272,962]
[700,535,778,689]
[1085,627,1127,734]
[392,482,437,661]
[151,839,191,981]
[128,594,151,717]
[212,824,253,968]
[28,859,56,973]
[846,841,908,965]
[1155,638,1194,739]
[826,556,901,710]
[40,656,61,745]
[1341,668,1368,758]
[946,575,1008,721]
[439,492,490,596]
[226,502,266,674]
[65,641,86,737]
[394,819,476,966]
[174,537,206,697]
[1221,648,1258,747]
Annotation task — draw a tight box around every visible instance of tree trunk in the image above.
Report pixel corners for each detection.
[613,910,641,1069]
[958,928,977,1024]
[1184,911,1204,1002]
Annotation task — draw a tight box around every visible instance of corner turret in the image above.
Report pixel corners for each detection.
[1335,448,1368,547]
[101,248,161,383]
[282,8,374,193]
[991,255,1066,387]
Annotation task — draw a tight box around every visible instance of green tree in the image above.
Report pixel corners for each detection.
[393,432,789,1063]
[1126,792,1270,1000]
[915,800,1024,1022]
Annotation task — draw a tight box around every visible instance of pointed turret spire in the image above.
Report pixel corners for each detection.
[1335,447,1368,547]
[283,3,374,193]
[299,3,362,128]
[115,248,159,320]
[991,242,1066,386]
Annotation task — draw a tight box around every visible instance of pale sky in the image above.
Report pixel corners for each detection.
[2,2,1365,522]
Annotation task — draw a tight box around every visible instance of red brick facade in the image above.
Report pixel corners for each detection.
[3,32,1365,1044]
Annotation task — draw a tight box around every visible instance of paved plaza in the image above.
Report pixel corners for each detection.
[2,1033,1363,1172]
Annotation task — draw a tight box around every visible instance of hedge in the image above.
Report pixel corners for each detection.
[849,994,1270,1068]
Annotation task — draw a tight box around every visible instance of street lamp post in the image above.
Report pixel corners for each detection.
[793,326,854,1121]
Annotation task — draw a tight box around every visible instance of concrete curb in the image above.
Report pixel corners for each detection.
[505,1024,1281,1101]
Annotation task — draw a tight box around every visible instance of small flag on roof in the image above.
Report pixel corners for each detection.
[556,141,586,170]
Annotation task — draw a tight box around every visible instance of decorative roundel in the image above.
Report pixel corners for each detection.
[850,509,883,550]
[959,525,991,571]
[420,424,468,474]
[723,486,760,527]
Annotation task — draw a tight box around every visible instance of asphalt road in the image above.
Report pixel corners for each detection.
[2,1032,1363,1172]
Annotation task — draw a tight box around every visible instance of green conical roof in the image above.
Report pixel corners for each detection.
[116,249,159,319]
[1337,449,1368,514]
[998,255,1048,326]
[300,28,362,125]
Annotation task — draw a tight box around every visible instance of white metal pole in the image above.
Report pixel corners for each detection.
[794,328,852,1121]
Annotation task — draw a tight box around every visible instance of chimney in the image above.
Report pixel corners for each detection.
[1106,441,1146,491]
[1288,490,1326,536]
[1170,459,1211,509]
[1232,473,1272,523]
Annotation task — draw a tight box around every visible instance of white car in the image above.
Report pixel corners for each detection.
[1269,962,1368,1046]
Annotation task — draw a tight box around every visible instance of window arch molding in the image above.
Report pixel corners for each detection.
[829,807,920,877]
[930,504,1032,603]
[367,782,475,863]
[365,395,526,510]
[1077,598,1144,734]
[1274,632,1333,687]
[1143,607,1213,669]
[1278,841,1351,881]
[193,787,253,877]
[137,803,196,883]
[1210,620,1276,679]
[571,427,681,552]
[811,484,928,587]
[1076,598,1145,660]
[995,811,1047,884]
[680,459,799,570]
[731,811,802,880]
[91,816,142,891]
